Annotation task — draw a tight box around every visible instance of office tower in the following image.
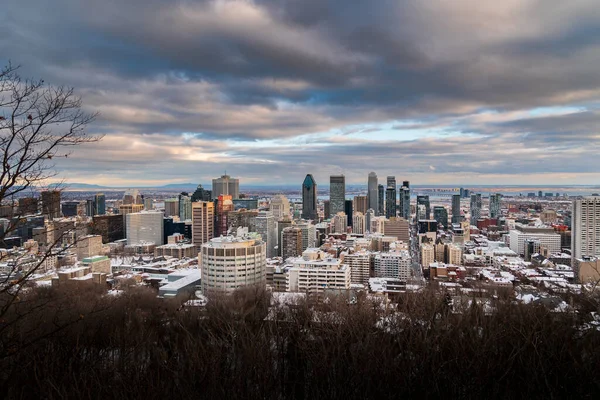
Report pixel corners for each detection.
[417,204,427,221]
[489,193,502,219]
[61,202,79,217]
[228,209,258,232]
[92,214,124,243]
[332,212,347,234]
[572,197,600,261]
[329,175,346,216]
[40,190,60,219]
[296,222,316,250]
[164,198,179,217]
[365,209,375,232]
[255,211,277,258]
[464,189,470,198]
[399,184,410,221]
[85,199,94,217]
[270,195,290,220]
[451,194,462,224]
[212,174,240,199]
[301,174,318,220]
[385,187,396,218]
[323,200,330,219]
[178,193,192,221]
[367,172,378,212]
[387,176,397,189]
[281,227,303,260]
[18,197,38,216]
[143,197,154,211]
[191,184,212,202]
[416,195,430,220]
[216,195,234,236]
[352,212,366,235]
[277,219,293,256]
[470,193,482,225]
[192,201,214,246]
[119,203,144,230]
[383,217,410,242]
[94,193,106,215]
[433,206,448,228]
[378,184,385,216]
[345,199,353,227]
[122,189,142,205]
[538,191,543,198]
[353,195,368,214]
[126,211,164,245]
[459,187,465,198]
[200,234,266,293]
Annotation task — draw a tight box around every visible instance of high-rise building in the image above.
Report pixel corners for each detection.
[94,193,106,215]
[421,244,435,269]
[144,198,154,211]
[212,174,240,200]
[76,235,103,260]
[329,175,345,216]
[367,172,378,213]
[41,190,60,219]
[18,197,38,216]
[353,195,368,215]
[191,184,212,202]
[352,212,366,235]
[122,189,142,205]
[277,219,293,256]
[572,197,600,262]
[296,222,316,251]
[178,194,192,221]
[164,198,179,217]
[61,201,80,217]
[255,211,277,258]
[416,195,430,220]
[489,193,502,219]
[387,176,396,189]
[365,209,375,233]
[192,201,214,246]
[270,195,290,220]
[200,233,266,293]
[282,227,303,260]
[374,251,412,279]
[378,184,385,216]
[386,185,397,219]
[433,206,448,228]
[342,251,371,285]
[301,174,318,220]
[332,212,347,234]
[399,184,410,221]
[470,193,482,225]
[451,194,462,224]
[92,214,124,243]
[126,211,164,245]
[216,195,234,236]
[345,200,353,228]
[323,200,330,220]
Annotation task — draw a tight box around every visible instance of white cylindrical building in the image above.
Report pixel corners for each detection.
[200,234,266,293]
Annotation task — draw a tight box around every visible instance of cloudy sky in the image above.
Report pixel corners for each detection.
[2,0,600,187]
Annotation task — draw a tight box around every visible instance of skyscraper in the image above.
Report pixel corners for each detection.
[367,172,378,213]
[451,194,462,224]
[191,184,212,202]
[332,212,347,234]
[282,227,303,260]
[192,201,214,246]
[433,206,448,228]
[572,197,600,261]
[164,198,179,217]
[352,212,366,235]
[353,195,368,214]
[212,175,240,199]
[470,193,482,225]
[301,174,317,220]
[94,193,106,215]
[126,211,164,245]
[255,211,277,259]
[378,184,385,216]
[385,186,397,218]
[323,200,330,219]
[178,193,192,221]
[399,183,410,221]
[122,189,142,205]
[345,199,353,227]
[489,193,502,219]
[41,190,60,219]
[216,195,234,236]
[416,195,430,220]
[329,175,346,216]
[270,194,290,220]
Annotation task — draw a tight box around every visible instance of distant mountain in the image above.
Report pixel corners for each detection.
[64,183,107,189]
[158,183,198,190]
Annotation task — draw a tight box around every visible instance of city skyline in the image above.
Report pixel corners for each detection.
[3,1,600,186]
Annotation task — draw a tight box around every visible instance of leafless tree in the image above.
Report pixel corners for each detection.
[0,62,101,323]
